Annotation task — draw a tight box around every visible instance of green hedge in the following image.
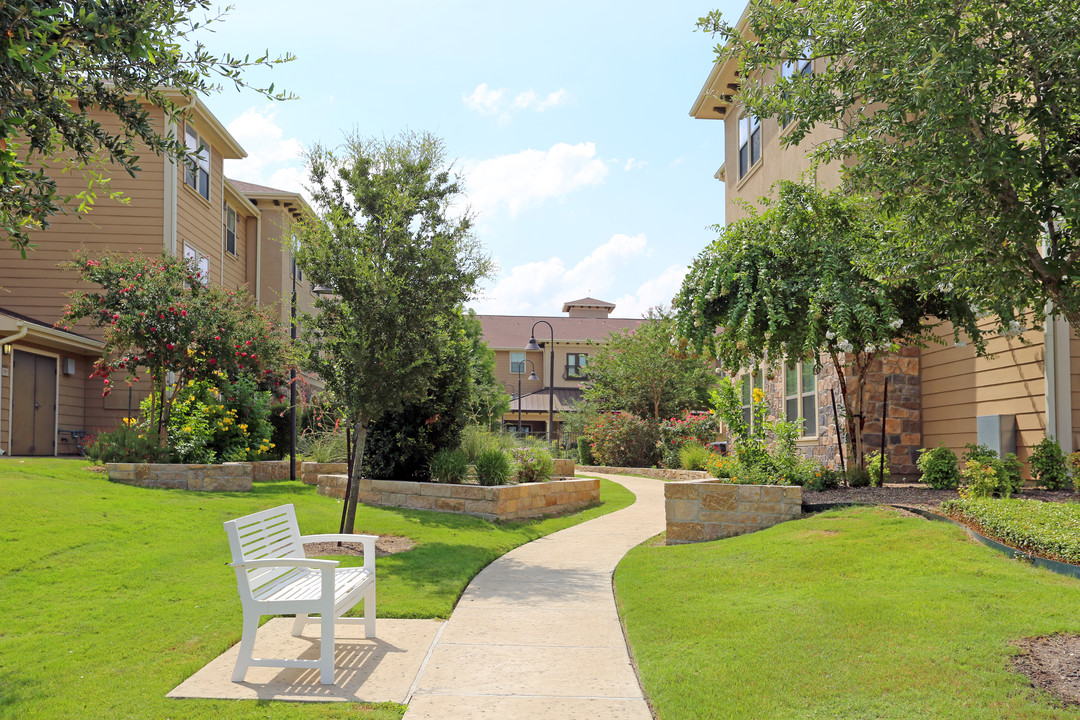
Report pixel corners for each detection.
[941,497,1080,564]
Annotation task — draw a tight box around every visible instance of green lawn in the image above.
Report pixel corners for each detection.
[0,459,633,720]
[616,505,1080,720]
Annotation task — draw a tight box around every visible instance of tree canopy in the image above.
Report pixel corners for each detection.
[295,130,491,531]
[674,182,986,465]
[583,308,715,421]
[1,1,293,254]
[699,0,1080,328]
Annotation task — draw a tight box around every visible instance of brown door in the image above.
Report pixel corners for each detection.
[11,350,56,456]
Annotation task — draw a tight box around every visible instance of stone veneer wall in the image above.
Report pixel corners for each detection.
[577,466,711,482]
[665,480,802,545]
[301,462,347,485]
[106,459,300,492]
[317,475,599,522]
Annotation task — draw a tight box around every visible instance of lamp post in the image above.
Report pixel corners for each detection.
[289,257,298,481]
[525,320,555,445]
[514,359,538,433]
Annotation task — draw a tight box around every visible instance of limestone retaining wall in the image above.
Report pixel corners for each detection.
[105,459,301,491]
[317,475,599,522]
[301,462,347,485]
[578,465,711,482]
[665,480,802,545]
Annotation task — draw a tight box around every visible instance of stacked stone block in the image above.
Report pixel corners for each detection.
[106,462,254,492]
[301,462,348,486]
[577,466,711,482]
[665,480,802,545]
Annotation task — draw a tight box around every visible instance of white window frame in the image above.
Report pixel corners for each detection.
[780,53,813,129]
[739,370,764,430]
[224,204,237,256]
[184,243,210,286]
[784,361,817,437]
[510,352,526,374]
[184,124,211,200]
[738,113,762,179]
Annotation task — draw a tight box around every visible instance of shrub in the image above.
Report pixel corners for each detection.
[429,448,469,484]
[297,430,348,463]
[846,467,872,487]
[582,412,661,468]
[997,453,1024,497]
[960,459,999,499]
[917,444,961,489]
[804,466,842,492]
[1030,435,1069,490]
[474,448,512,486]
[460,425,505,463]
[1068,451,1080,492]
[577,436,594,465]
[85,425,170,464]
[705,453,737,479]
[657,411,720,468]
[513,446,554,483]
[865,450,890,487]
[679,441,713,471]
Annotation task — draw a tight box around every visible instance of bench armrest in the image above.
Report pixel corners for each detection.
[300,533,377,573]
[230,557,339,569]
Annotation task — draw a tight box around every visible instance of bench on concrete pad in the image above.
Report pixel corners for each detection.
[223,503,377,685]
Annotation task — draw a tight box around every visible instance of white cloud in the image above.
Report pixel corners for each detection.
[463,83,569,122]
[613,265,689,318]
[623,158,647,172]
[463,142,609,219]
[224,106,308,200]
[470,234,651,315]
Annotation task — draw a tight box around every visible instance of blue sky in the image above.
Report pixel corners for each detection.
[198,0,746,318]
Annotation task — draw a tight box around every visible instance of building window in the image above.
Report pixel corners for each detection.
[784,362,817,436]
[224,204,237,255]
[780,54,813,129]
[738,113,761,178]
[565,353,588,380]
[291,257,303,283]
[184,243,210,285]
[739,371,764,429]
[510,351,526,374]
[184,124,211,200]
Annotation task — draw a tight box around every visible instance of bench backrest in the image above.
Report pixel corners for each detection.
[223,503,305,598]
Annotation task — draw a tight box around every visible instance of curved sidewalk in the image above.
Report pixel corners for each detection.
[403,472,666,720]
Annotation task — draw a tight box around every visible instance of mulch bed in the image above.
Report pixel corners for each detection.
[304,535,414,558]
[805,484,1080,509]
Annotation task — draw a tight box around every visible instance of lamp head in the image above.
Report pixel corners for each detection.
[524,337,540,351]
[528,371,538,381]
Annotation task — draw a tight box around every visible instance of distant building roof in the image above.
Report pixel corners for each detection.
[477,314,644,349]
[562,297,615,312]
[510,387,585,413]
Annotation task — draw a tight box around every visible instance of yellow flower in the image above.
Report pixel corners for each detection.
[238,423,248,431]
[752,387,765,403]
[269,443,275,448]
[183,425,192,432]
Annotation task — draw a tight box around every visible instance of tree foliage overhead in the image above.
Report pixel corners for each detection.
[0,1,293,253]
[700,0,1080,327]
[674,182,986,465]
[583,308,715,421]
[295,130,491,532]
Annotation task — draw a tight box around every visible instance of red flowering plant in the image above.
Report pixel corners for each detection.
[58,251,291,441]
[581,412,661,468]
[656,410,720,469]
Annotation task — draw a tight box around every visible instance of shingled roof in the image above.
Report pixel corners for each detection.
[476,314,644,349]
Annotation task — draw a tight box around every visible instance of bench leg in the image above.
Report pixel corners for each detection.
[232,612,260,683]
[365,583,376,638]
[319,612,335,684]
[291,613,307,636]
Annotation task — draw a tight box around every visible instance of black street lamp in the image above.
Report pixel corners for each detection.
[525,320,555,444]
[289,258,298,481]
[513,359,538,433]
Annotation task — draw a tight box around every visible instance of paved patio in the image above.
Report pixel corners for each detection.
[168,472,666,717]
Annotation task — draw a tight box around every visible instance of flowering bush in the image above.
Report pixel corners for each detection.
[582,412,661,468]
[513,446,554,483]
[657,411,719,468]
[84,425,170,464]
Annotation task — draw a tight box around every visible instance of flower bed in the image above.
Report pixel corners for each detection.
[941,496,1080,564]
[316,475,598,522]
[665,480,802,545]
[106,459,299,492]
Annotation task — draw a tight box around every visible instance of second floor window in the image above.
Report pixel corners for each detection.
[739,371,764,429]
[780,55,813,129]
[738,113,761,179]
[224,205,237,255]
[510,351,526,374]
[185,124,211,200]
[565,353,588,379]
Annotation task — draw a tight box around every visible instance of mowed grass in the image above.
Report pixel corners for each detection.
[616,505,1080,720]
[0,459,633,720]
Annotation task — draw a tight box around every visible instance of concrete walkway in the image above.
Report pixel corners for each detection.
[403,472,666,720]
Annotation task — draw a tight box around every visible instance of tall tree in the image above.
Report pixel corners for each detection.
[674,182,986,467]
[1,1,293,254]
[295,130,491,533]
[583,308,715,421]
[462,308,511,429]
[699,0,1080,329]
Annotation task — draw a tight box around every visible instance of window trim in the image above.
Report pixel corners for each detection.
[184,123,211,201]
[183,243,210,286]
[565,352,589,380]
[510,351,526,375]
[224,204,237,256]
[738,112,762,179]
[784,361,818,438]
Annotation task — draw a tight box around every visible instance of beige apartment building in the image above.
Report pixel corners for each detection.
[476,298,645,440]
[0,98,314,456]
[690,16,1077,477]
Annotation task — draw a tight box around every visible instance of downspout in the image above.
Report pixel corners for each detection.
[1044,310,1073,453]
[0,325,29,455]
[163,117,178,255]
[255,214,263,304]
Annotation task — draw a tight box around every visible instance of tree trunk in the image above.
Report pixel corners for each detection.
[343,419,368,535]
[829,350,858,474]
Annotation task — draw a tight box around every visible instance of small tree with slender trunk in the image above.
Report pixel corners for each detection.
[295,130,490,533]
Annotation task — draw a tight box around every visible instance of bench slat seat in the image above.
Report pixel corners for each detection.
[223,504,377,685]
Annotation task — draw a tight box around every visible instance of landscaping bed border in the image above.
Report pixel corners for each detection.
[105,459,300,492]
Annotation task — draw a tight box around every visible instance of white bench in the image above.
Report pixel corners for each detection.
[223,503,377,684]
